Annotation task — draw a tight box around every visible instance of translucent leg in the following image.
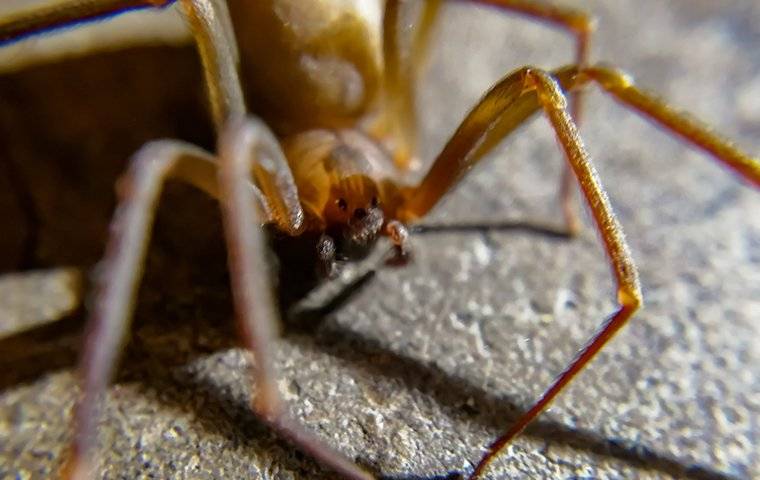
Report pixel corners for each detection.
[0,0,246,129]
[0,0,175,46]
[61,141,218,480]
[380,0,443,170]
[217,118,373,480]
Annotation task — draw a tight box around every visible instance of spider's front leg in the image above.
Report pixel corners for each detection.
[397,67,642,478]
[397,62,759,478]
[56,119,306,480]
[63,118,374,480]
[216,119,374,480]
[15,1,375,479]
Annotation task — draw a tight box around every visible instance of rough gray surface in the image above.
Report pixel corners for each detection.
[1,1,759,480]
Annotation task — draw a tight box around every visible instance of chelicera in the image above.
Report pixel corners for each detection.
[1,1,758,479]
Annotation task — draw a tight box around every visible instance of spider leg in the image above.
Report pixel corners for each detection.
[559,65,760,186]
[179,0,245,129]
[0,0,243,130]
[379,0,443,170]
[398,63,758,477]
[397,66,642,479]
[381,0,594,228]
[217,118,373,480]
[468,69,642,480]
[60,141,227,480]
[61,127,336,480]
[466,1,596,234]
[0,0,176,46]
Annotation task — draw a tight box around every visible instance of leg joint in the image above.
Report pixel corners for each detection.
[524,68,568,109]
[584,64,634,91]
[563,11,597,37]
[619,284,643,311]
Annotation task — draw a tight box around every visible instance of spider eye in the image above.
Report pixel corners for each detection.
[371,196,379,207]
[337,198,348,211]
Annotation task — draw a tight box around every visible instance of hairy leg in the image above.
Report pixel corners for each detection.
[468,68,641,478]
[380,0,443,170]
[400,66,641,479]
[397,61,757,477]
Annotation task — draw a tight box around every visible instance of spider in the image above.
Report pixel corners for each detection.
[1,1,758,479]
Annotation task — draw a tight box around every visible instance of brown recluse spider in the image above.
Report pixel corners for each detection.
[1,1,758,479]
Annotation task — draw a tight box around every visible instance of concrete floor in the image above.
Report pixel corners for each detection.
[0,1,758,479]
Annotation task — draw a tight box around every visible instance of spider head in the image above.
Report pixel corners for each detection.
[284,128,404,263]
[324,178,385,257]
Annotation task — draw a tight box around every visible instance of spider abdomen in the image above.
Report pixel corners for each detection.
[226,0,384,135]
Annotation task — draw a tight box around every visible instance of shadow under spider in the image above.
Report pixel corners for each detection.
[0,220,741,480]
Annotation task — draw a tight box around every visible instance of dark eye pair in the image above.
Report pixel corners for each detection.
[336,196,378,211]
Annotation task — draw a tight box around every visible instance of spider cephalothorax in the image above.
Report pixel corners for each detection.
[282,127,408,266]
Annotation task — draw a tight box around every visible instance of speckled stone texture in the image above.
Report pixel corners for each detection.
[1,1,759,479]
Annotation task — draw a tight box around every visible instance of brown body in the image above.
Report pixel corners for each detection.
[226,0,406,233]
[1,1,758,480]
[228,0,383,134]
